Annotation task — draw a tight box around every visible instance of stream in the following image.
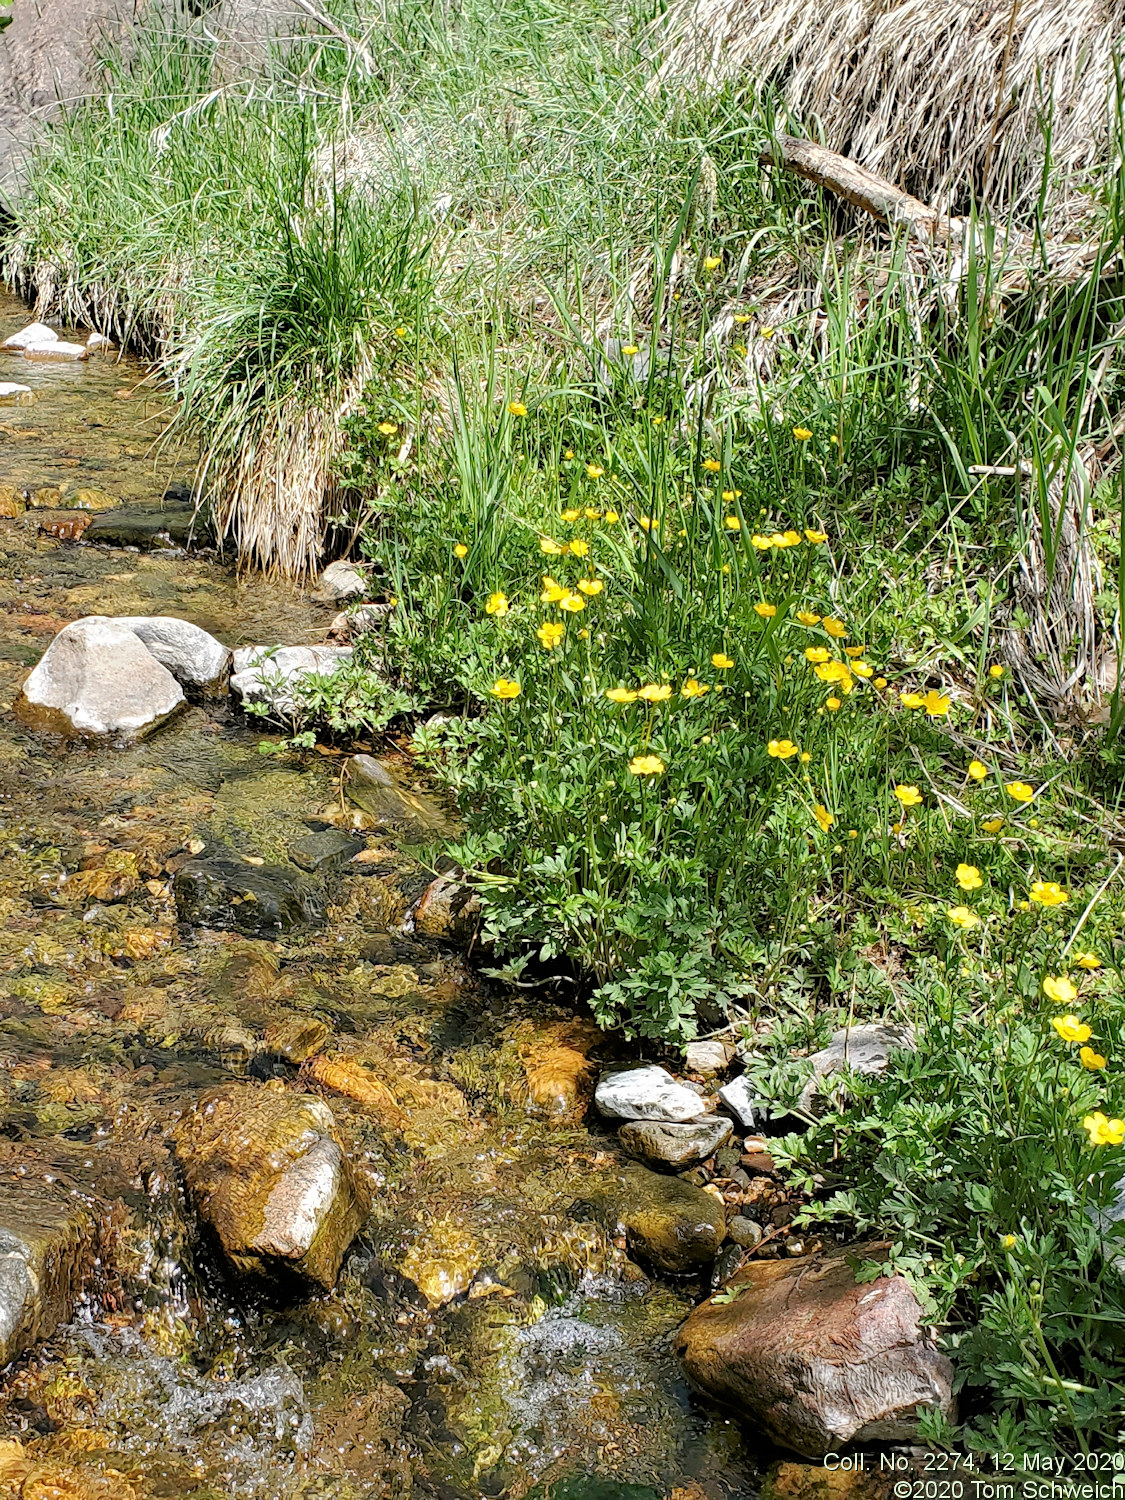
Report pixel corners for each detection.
[0,290,759,1500]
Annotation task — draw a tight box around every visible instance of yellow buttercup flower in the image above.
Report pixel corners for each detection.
[485,592,509,617]
[1075,952,1101,970]
[508,401,527,416]
[1001,1234,1017,1249]
[797,611,822,626]
[989,664,1005,679]
[894,784,923,807]
[638,683,673,702]
[805,646,831,664]
[825,696,842,711]
[454,543,469,559]
[1030,880,1069,907]
[921,689,951,717]
[900,691,925,709]
[584,507,602,520]
[604,510,619,524]
[754,602,777,618]
[1043,975,1078,1006]
[792,426,812,441]
[767,739,799,759]
[569,539,590,558]
[540,537,565,556]
[948,906,980,929]
[733,313,751,324]
[537,621,565,649]
[725,516,741,531]
[781,530,802,547]
[606,687,638,704]
[561,507,582,522]
[813,804,834,832]
[638,516,654,532]
[982,817,1004,834]
[681,679,709,698]
[1051,1014,1092,1044]
[815,661,852,687]
[622,344,639,356]
[377,420,399,435]
[703,458,721,473]
[1006,781,1035,802]
[852,662,874,679]
[490,677,521,699]
[628,754,665,776]
[577,579,603,596]
[760,326,774,339]
[560,593,586,614]
[721,489,742,502]
[586,464,605,479]
[1083,1111,1125,1145]
[843,645,865,659]
[703,255,721,270]
[394,326,408,337]
[804,528,828,544]
[1080,1046,1108,1071]
[712,653,734,669]
[874,677,888,690]
[541,576,567,603]
[955,863,983,892]
[823,618,847,639]
[751,534,773,551]
[968,760,988,781]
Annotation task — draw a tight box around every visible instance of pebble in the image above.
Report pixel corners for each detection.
[726,1215,763,1250]
[718,1074,758,1128]
[684,1039,732,1075]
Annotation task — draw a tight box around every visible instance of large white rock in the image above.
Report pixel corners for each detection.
[594,1064,706,1123]
[2,321,56,349]
[230,644,353,717]
[18,617,185,740]
[116,615,230,693]
[311,559,366,604]
[22,340,89,361]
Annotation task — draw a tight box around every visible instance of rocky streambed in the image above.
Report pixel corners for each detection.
[0,292,950,1499]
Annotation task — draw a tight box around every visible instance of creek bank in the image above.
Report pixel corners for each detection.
[676,1240,955,1456]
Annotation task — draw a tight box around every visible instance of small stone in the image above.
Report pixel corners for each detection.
[798,1024,915,1114]
[0,382,32,405]
[717,1073,759,1128]
[69,487,121,512]
[3,322,57,350]
[262,1018,330,1064]
[741,1149,776,1175]
[85,332,115,351]
[39,514,92,540]
[515,1017,600,1123]
[22,340,89,361]
[675,1239,955,1456]
[175,1083,366,1288]
[685,1039,732,1075]
[311,559,367,603]
[619,1117,732,1170]
[327,602,394,641]
[17,617,185,741]
[594,1064,707,1123]
[397,1217,481,1307]
[27,486,63,509]
[115,615,230,693]
[726,1215,763,1250]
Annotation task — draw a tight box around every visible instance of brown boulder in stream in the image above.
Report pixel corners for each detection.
[675,1240,954,1456]
[175,1083,367,1289]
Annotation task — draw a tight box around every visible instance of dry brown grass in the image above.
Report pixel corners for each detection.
[659,0,1125,226]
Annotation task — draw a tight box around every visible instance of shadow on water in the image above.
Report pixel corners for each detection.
[0,291,760,1498]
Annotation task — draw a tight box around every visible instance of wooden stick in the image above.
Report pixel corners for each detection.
[761,134,941,242]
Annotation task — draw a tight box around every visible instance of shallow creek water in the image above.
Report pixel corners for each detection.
[0,292,758,1499]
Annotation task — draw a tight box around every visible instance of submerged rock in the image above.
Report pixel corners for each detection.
[173,846,323,935]
[0,486,25,517]
[115,615,230,694]
[85,499,201,551]
[675,1240,954,1456]
[591,1162,725,1273]
[594,1064,705,1123]
[515,1017,600,1123]
[619,1117,732,1170]
[797,1024,915,1114]
[0,1171,100,1365]
[345,754,450,838]
[230,644,353,718]
[68,486,121,512]
[288,828,366,872]
[17,616,185,741]
[311,559,367,603]
[397,1216,481,1306]
[175,1082,367,1288]
[413,875,481,941]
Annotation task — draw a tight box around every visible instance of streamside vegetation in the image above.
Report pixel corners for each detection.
[7,0,1125,1461]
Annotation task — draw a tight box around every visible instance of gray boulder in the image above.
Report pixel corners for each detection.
[116,615,230,693]
[594,1064,705,1123]
[798,1024,915,1114]
[311,559,366,604]
[0,1174,99,1365]
[230,644,353,718]
[676,1240,954,1456]
[17,616,184,740]
[619,1117,732,1170]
